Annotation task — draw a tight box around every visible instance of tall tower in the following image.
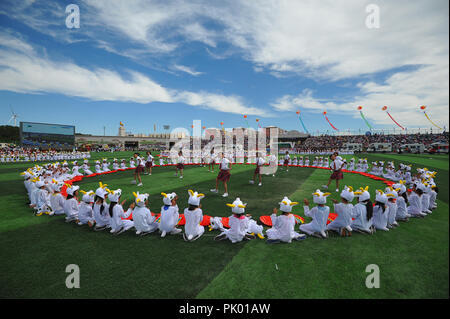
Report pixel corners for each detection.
[118,125,126,137]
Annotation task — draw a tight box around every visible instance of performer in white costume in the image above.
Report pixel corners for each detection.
[183,190,206,242]
[266,196,306,243]
[78,190,95,227]
[299,190,330,238]
[351,186,374,234]
[327,186,355,236]
[131,192,159,236]
[372,190,392,231]
[159,192,182,237]
[108,189,134,235]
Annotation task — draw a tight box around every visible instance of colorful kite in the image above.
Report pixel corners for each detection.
[256,119,262,128]
[323,111,338,131]
[357,106,373,130]
[420,106,442,129]
[243,115,250,129]
[382,106,404,130]
[120,122,124,127]
[296,110,309,133]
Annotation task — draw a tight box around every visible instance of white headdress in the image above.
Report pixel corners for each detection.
[312,190,331,205]
[279,196,299,213]
[187,189,205,206]
[226,198,247,214]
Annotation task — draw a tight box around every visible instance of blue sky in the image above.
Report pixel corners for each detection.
[0,0,448,136]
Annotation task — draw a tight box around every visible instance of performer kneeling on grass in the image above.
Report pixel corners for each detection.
[132,153,144,187]
[323,153,344,192]
[108,189,134,235]
[214,198,261,243]
[327,186,355,237]
[249,152,264,186]
[183,190,205,242]
[210,152,231,198]
[159,192,182,237]
[299,190,330,239]
[266,196,306,244]
[351,187,375,234]
[131,192,159,236]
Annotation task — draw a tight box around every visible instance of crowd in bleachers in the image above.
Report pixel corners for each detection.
[296,132,448,153]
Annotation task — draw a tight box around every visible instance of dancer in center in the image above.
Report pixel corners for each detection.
[249,152,265,186]
[210,152,232,198]
[323,153,344,192]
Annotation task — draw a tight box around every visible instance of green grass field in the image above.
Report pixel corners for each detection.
[0,152,448,299]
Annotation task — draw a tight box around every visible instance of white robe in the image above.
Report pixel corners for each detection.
[351,203,373,233]
[266,214,301,243]
[421,194,431,213]
[372,205,389,231]
[133,206,159,234]
[299,206,329,235]
[221,215,249,243]
[386,201,397,225]
[407,193,425,217]
[82,164,93,175]
[78,202,94,225]
[50,193,65,215]
[63,198,79,220]
[327,203,353,232]
[184,208,205,239]
[35,188,51,213]
[395,196,410,220]
[428,190,437,209]
[93,202,111,227]
[159,205,180,233]
[110,204,134,233]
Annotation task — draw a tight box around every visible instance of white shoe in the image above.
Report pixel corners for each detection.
[137,183,143,187]
[161,231,167,238]
[210,189,218,193]
[180,176,183,179]
[249,180,255,184]
[336,189,339,192]
[136,231,141,235]
[222,193,229,198]
[258,183,262,186]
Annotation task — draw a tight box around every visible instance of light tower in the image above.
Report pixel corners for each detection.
[118,122,126,137]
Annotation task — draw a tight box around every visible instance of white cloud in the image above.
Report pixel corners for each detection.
[271,62,449,128]
[0,34,267,116]
[0,31,34,55]
[173,64,204,76]
[6,1,448,81]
